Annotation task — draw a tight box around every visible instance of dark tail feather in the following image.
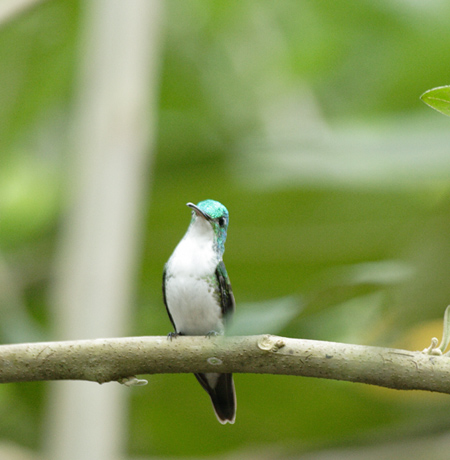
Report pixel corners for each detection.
[194,373,236,424]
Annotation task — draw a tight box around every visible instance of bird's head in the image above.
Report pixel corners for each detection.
[187,199,229,255]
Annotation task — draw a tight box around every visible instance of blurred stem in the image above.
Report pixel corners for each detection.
[47,1,163,459]
[0,0,46,25]
[2,335,450,395]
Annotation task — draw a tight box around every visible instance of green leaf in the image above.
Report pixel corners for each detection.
[421,86,450,117]
[227,296,301,335]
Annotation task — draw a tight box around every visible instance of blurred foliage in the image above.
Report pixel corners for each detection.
[422,86,450,117]
[2,0,450,458]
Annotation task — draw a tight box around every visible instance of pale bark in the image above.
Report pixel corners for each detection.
[2,335,449,395]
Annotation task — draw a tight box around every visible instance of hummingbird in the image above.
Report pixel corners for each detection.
[162,199,236,424]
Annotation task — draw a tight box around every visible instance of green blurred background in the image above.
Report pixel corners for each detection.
[2,0,450,458]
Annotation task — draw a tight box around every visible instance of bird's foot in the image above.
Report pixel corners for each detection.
[167,332,180,341]
[205,330,223,338]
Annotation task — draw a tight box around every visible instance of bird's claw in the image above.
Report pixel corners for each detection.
[205,330,222,338]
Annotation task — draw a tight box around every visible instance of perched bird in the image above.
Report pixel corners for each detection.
[162,199,236,424]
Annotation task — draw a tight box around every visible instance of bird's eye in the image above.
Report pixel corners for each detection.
[218,217,226,227]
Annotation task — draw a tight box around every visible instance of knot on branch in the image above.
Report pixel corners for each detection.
[257,335,286,353]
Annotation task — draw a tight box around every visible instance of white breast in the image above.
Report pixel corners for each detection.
[165,219,224,335]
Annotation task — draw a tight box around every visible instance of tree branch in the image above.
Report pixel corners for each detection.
[1,335,449,394]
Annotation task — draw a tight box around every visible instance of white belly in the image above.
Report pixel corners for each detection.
[165,275,223,335]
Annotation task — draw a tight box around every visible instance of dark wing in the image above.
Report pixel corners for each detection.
[215,261,235,325]
[162,266,177,331]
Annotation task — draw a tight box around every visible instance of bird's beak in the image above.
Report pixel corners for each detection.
[187,202,211,221]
